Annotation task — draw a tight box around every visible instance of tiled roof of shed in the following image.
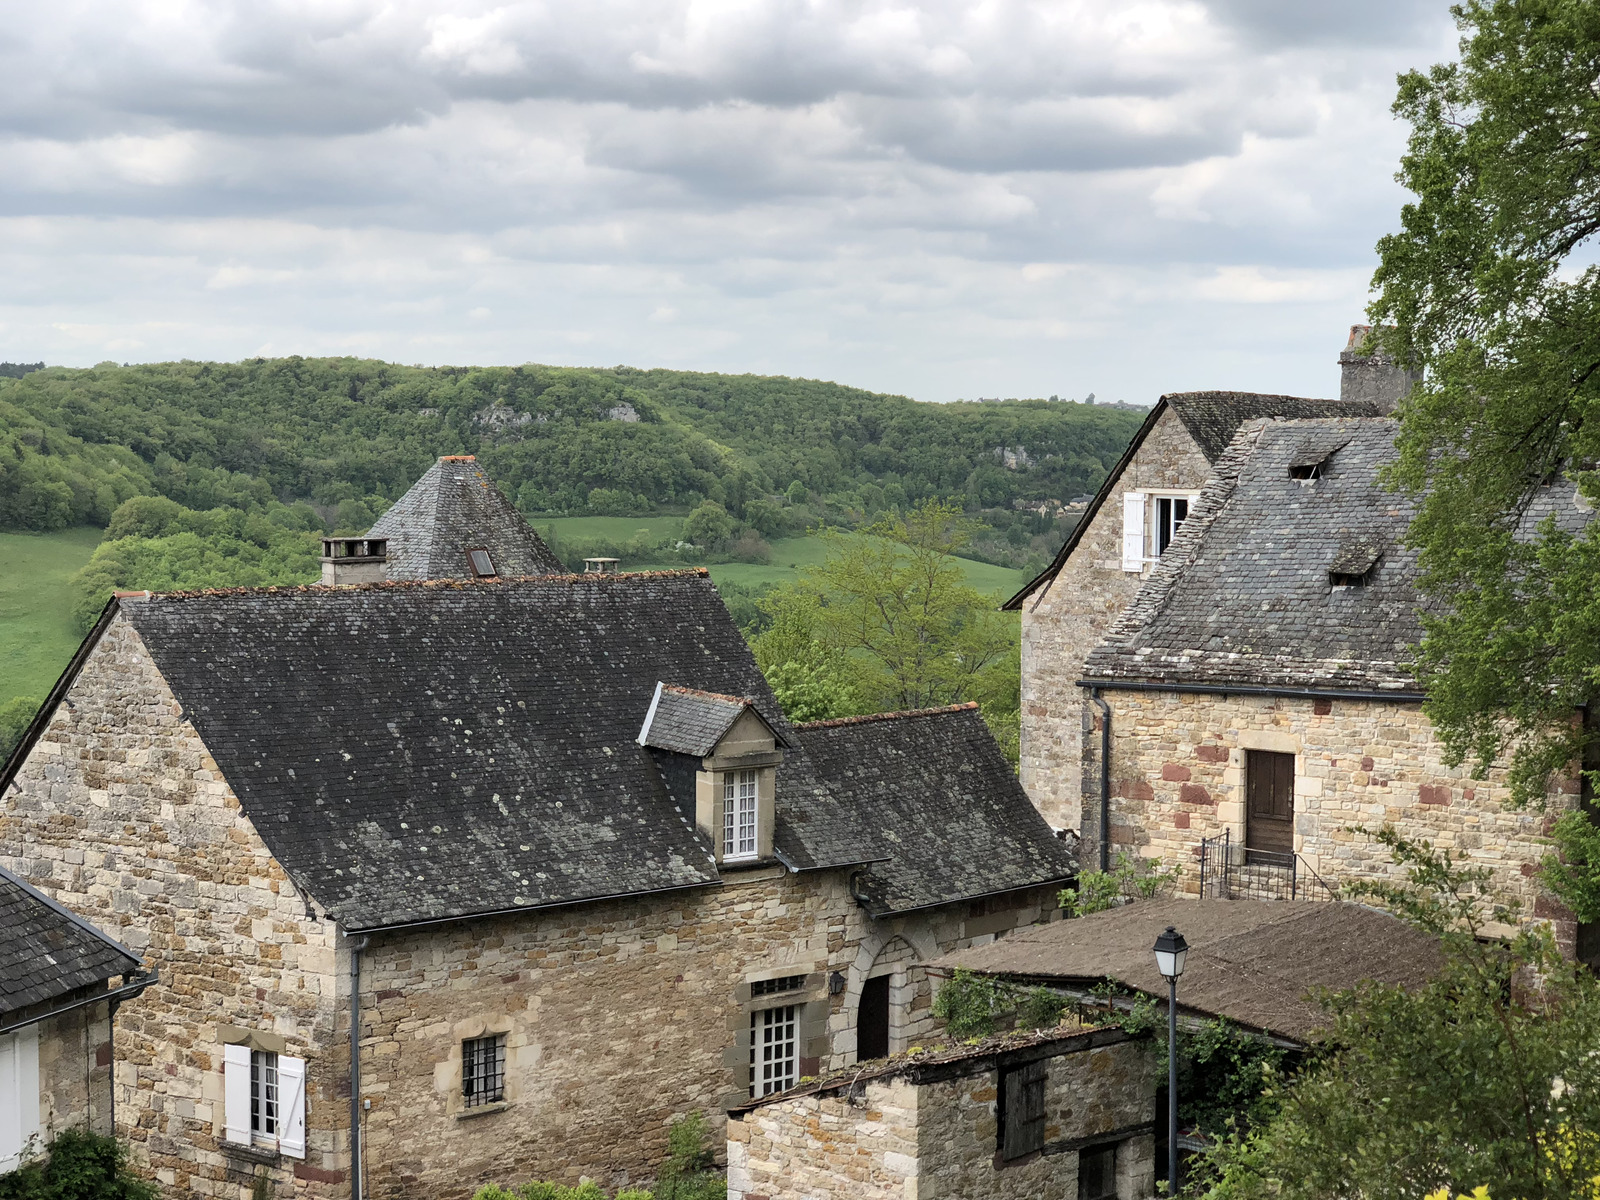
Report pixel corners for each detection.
[1005,392,1380,610]
[1082,417,1586,691]
[0,863,140,1019]
[799,704,1077,915]
[120,572,885,930]
[368,456,564,580]
[638,685,791,756]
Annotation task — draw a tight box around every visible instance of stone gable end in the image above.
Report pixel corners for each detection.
[0,613,346,1197]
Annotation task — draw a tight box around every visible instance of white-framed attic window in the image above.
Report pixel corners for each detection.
[1121,490,1202,572]
[222,1042,306,1158]
[723,769,759,861]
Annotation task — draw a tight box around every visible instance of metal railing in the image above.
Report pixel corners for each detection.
[1197,830,1340,902]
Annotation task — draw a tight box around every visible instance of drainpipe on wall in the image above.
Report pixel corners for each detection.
[1089,688,1111,873]
[348,934,370,1200]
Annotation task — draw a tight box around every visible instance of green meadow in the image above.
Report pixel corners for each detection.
[0,527,104,710]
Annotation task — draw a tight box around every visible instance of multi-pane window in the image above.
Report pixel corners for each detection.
[462,1034,507,1108]
[750,975,806,997]
[1078,1143,1118,1200]
[749,1005,798,1098]
[250,1050,279,1140]
[723,770,758,860]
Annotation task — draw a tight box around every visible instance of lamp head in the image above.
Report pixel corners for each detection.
[1153,925,1188,981]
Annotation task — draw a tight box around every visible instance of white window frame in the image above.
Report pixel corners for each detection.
[1121,490,1200,572]
[723,769,759,861]
[0,1026,40,1174]
[222,1042,305,1159]
[749,1004,798,1098]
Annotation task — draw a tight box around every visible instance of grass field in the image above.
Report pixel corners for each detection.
[0,527,103,710]
[532,517,1026,596]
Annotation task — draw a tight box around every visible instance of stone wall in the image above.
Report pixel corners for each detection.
[1020,406,1211,831]
[353,872,1059,1199]
[1084,688,1579,941]
[36,1001,117,1145]
[0,614,348,1198]
[726,1035,1156,1200]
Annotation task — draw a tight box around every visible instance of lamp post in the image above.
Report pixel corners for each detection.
[1153,925,1189,1195]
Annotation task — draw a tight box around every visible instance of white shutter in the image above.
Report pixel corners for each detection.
[277,1056,307,1159]
[223,1043,251,1145]
[0,1027,39,1172]
[1121,491,1147,572]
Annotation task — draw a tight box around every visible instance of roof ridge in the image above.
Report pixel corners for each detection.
[660,684,752,705]
[127,568,713,605]
[796,702,979,730]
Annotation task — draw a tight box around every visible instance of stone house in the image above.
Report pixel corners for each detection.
[0,563,1074,1199]
[726,1024,1156,1200]
[1006,380,1385,841]
[0,862,154,1173]
[1071,413,1586,943]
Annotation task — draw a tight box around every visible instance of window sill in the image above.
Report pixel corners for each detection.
[221,1141,280,1166]
[455,1101,511,1121]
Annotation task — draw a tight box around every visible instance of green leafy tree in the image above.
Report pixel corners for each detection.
[0,1128,157,1200]
[1196,829,1600,1200]
[0,697,40,769]
[682,501,735,549]
[1368,0,1600,807]
[749,501,1019,750]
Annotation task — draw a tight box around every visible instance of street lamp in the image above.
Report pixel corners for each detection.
[1153,925,1189,1195]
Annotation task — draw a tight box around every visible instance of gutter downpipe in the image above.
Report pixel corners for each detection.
[348,934,370,1200]
[1090,688,1111,873]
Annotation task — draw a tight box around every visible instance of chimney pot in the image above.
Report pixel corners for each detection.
[583,557,620,575]
[320,537,389,586]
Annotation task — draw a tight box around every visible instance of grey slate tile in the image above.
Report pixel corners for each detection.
[0,864,139,1018]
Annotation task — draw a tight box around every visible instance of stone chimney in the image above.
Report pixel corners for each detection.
[1339,324,1421,413]
[320,537,388,585]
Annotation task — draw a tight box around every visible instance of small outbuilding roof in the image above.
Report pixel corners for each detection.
[368,456,565,580]
[0,863,142,1020]
[932,898,1443,1044]
[800,704,1077,915]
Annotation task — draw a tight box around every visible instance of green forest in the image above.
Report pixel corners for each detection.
[0,356,1138,557]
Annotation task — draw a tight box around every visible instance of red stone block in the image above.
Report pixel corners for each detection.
[1161,763,1191,782]
[1178,783,1212,805]
[1195,744,1228,763]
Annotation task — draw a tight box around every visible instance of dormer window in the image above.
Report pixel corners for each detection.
[467,548,497,577]
[724,770,759,860]
[1289,433,1352,482]
[1121,490,1201,571]
[636,682,792,867]
[1329,537,1383,589]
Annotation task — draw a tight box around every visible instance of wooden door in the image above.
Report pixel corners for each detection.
[1245,750,1295,856]
[857,975,891,1061]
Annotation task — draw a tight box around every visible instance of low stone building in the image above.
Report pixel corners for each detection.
[0,863,154,1173]
[726,1025,1156,1200]
[1074,415,1586,942]
[0,566,1074,1199]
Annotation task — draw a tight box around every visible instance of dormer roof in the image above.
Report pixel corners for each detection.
[368,456,564,581]
[637,683,793,757]
[0,862,143,1019]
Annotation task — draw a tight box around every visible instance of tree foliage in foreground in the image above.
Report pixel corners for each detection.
[749,501,1020,756]
[0,1129,156,1200]
[1369,0,1600,805]
[1195,829,1600,1200]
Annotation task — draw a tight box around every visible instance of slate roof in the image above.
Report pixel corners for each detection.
[932,898,1443,1044]
[116,572,887,930]
[1082,417,1586,692]
[799,704,1077,915]
[368,456,565,580]
[1004,392,1381,610]
[0,863,141,1020]
[638,684,791,757]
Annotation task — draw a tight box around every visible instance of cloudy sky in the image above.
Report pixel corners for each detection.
[0,0,1458,402]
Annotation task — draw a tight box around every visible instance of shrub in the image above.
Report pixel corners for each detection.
[0,1129,157,1200]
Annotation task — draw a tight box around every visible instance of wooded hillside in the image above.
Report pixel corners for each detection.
[0,358,1142,535]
